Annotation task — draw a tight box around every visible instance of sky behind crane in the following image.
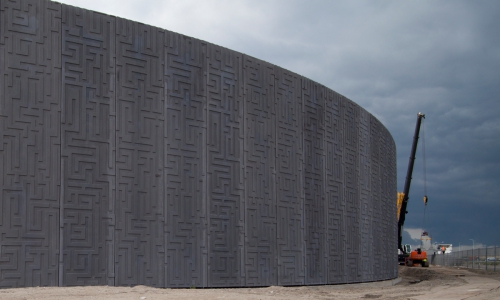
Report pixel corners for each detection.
[57,0,500,250]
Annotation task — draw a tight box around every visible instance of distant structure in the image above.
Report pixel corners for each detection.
[0,0,397,288]
[421,231,432,251]
[436,244,453,254]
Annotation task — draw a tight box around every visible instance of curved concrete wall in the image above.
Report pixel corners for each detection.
[0,0,397,288]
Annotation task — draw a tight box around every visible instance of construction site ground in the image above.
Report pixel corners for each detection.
[1,265,499,299]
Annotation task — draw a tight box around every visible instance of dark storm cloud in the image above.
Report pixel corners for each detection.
[58,0,500,248]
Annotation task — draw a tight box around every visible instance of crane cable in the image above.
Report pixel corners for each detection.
[420,118,428,242]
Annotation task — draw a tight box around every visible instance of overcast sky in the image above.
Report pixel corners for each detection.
[57,0,500,251]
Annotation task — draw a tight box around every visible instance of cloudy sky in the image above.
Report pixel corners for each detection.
[57,0,500,251]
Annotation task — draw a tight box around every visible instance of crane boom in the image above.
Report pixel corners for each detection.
[398,112,425,255]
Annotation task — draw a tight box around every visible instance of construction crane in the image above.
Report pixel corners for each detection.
[397,112,429,267]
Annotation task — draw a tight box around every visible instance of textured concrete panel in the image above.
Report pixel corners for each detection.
[343,101,362,283]
[114,18,165,287]
[359,109,373,282]
[303,79,327,285]
[165,32,208,288]
[380,122,398,280]
[0,0,398,289]
[61,5,115,286]
[275,69,305,286]
[207,45,245,287]
[325,91,347,284]
[0,0,61,287]
[243,56,277,286]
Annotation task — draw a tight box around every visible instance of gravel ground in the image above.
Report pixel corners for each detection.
[1,266,499,300]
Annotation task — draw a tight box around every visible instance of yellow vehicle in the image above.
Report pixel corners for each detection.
[397,113,429,267]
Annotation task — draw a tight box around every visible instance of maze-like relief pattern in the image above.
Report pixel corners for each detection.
[165,32,208,288]
[302,79,326,284]
[382,125,397,279]
[207,45,245,287]
[0,0,399,288]
[375,116,397,280]
[371,117,395,280]
[370,116,383,279]
[378,128,389,279]
[61,5,115,286]
[325,91,346,284]
[389,134,397,279]
[275,69,305,286]
[358,109,373,281]
[115,19,165,287]
[0,0,61,287]
[342,100,361,283]
[243,56,277,286]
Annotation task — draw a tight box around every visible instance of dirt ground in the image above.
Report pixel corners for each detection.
[1,266,499,300]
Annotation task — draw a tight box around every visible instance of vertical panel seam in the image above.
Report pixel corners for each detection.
[204,41,209,288]
[113,14,117,287]
[58,0,64,287]
[323,87,328,284]
[301,77,304,284]
[163,28,167,289]
[274,68,278,285]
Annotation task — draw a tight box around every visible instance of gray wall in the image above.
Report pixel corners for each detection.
[0,0,397,288]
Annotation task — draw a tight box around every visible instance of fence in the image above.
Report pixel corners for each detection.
[430,246,499,271]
